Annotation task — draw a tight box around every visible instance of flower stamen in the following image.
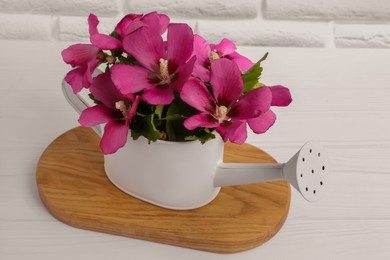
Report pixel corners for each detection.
[215,105,230,123]
[159,58,171,85]
[106,55,116,64]
[115,100,130,118]
[210,50,220,62]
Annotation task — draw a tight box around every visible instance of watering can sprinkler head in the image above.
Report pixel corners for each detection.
[214,142,330,202]
[283,142,329,202]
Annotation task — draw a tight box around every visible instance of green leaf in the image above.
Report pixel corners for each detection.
[155,105,164,120]
[165,97,198,141]
[162,114,187,121]
[184,131,215,144]
[242,52,268,93]
[88,93,102,105]
[130,114,162,142]
[109,30,121,40]
[118,55,140,66]
[255,81,265,88]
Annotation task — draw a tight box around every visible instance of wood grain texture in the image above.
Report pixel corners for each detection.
[36,127,291,253]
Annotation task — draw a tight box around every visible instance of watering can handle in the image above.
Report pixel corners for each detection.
[61,78,101,136]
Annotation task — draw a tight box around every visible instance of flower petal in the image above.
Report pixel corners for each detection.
[142,85,175,105]
[90,34,122,50]
[171,55,196,92]
[183,113,219,130]
[167,23,194,66]
[122,27,164,71]
[192,35,211,81]
[64,66,91,93]
[61,43,99,67]
[212,38,236,56]
[247,110,276,134]
[78,104,112,127]
[193,34,211,68]
[269,85,293,107]
[126,95,141,124]
[115,14,142,38]
[88,13,99,36]
[100,121,129,154]
[193,64,210,82]
[90,73,122,109]
[229,121,248,144]
[227,52,254,73]
[210,59,243,107]
[122,19,145,36]
[84,61,96,87]
[181,77,216,113]
[88,14,122,49]
[228,87,272,120]
[141,12,170,35]
[111,64,154,94]
[216,120,247,144]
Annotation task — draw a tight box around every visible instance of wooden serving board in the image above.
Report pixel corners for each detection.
[36,127,291,253]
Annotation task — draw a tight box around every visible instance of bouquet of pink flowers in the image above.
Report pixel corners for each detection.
[62,12,292,154]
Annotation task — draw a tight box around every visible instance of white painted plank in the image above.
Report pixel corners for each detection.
[1,219,389,260]
[286,88,390,112]
[247,111,390,143]
[239,47,390,90]
[249,143,390,175]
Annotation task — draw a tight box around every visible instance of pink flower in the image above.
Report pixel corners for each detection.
[110,23,196,105]
[115,11,169,39]
[61,14,122,93]
[192,35,254,82]
[269,85,293,107]
[247,85,292,133]
[88,14,122,50]
[62,44,101,93]
[180,59,272,144]
[78,73,140,154]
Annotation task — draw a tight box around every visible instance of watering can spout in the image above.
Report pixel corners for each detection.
[214,142,329,202]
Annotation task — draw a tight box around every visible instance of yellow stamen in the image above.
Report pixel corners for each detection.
[216,105,229,123]
[115,101,129,118]
[210,50,220,62]
[159,58,171,84]
[106,55,116,64]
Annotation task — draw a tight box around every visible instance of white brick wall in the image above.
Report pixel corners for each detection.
[198,20,331,47]
[265,0,390,20]
[0,14,51,40]
[126,0,259,18]
[0,0,389,48]
[335,24,390,48]
[0,0,118,17]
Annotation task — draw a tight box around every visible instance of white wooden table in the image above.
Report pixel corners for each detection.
[1,40,390,259]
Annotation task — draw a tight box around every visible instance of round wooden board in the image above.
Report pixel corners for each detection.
[36,127,291,253]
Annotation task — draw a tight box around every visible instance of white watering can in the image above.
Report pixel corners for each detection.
[63,80,329,210]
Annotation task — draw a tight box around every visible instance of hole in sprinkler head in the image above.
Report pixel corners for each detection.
[300,174,303,177]
[302,157,305,162]
[322,166,325,171]
[313,190,316,194]
[305,187,308,192]
[320,181,323,186]
[312,169,314,174]
[310,149,312,153]
[318,153,321,157]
